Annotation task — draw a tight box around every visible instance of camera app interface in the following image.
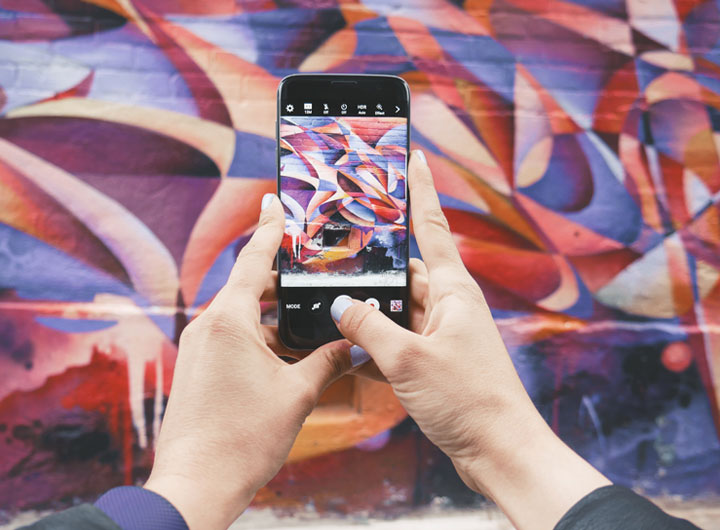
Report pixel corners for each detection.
[279,113,408,288]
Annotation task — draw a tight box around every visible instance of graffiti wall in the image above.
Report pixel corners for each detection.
[1,0,720,521]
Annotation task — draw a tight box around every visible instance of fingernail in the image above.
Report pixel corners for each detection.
[261,193,274,211]
[331,295,353,323]
[414,150,427,165]
[350,345,371,367]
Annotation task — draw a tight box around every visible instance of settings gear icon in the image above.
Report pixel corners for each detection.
[285,104,294,112]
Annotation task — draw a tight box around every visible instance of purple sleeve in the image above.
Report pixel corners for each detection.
[94,486,188,530]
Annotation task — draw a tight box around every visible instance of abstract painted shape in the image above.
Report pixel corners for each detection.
[0,0,720,522]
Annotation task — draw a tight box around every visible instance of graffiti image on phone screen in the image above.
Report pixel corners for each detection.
[279,116,407,287]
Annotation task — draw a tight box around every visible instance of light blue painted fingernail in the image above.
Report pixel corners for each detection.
[261,193,274,210]
[414,150,427,165]
[350,345,371,367]
[331,295,353,323]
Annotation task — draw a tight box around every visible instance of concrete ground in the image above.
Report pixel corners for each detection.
[4,499,719,529]
[226,500,720,529]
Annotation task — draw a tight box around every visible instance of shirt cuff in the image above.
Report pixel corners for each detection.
[554,485,700,530]
[95,486,188,530]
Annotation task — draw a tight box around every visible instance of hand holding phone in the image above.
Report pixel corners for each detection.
[329,152,612,530]
[144,195,353,530]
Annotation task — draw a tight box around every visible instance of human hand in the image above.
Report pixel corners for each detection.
[144,194,353,530]
[330,151,611,530]
[263,257,429,381]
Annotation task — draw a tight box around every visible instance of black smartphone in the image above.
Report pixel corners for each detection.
[276,74,411,350]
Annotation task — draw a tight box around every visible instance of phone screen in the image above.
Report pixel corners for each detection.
[277,75,409,349]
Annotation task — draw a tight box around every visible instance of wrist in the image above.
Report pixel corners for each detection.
[455,401,611,530]
[451,398,547,494]
[144,471,255,530]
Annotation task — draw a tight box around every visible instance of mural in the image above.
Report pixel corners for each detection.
[1,0,720,521]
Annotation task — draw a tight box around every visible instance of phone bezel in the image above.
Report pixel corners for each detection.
[276,73,411,350]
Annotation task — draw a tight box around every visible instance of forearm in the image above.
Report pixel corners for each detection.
[460,402,611,530]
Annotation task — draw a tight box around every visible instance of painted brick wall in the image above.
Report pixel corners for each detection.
[1,0,720,521]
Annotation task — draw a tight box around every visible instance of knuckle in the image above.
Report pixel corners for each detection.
[415,167,436,187]
[455,278,486,305]
[423,207,451,233]
[398,337,421,358]
[342,304,374,335]
[229,271,254,292]
[434,261,474,288]
[258,210,278,228]
[432,263,460,283]
[179,319,199,345]
[325,348,350,378]
[236,244,265,266]
[384,337,423,377]
[396,337,421,364]
[409,257,426,270]
[198,307,240,336]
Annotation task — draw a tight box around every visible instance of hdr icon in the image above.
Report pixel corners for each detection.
[285,303,301,310]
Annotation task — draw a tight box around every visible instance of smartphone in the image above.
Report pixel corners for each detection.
[276,74,411,349]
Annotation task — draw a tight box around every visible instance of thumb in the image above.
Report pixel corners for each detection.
[330,295,417,377]
[295,340,353,396]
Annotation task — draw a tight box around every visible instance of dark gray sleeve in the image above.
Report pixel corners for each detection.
[18,504,121,530]
[555,485,702,530]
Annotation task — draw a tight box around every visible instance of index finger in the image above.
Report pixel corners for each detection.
[224,193,284,300]
[408,150,465,272]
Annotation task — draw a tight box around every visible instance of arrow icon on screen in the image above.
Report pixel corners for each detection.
[395,105,400,114]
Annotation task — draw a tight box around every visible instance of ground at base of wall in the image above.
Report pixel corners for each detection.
[3,499,719,530]
[230,505,514,530]
[228,500,720,530]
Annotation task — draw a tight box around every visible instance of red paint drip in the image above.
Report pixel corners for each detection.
[552,357,563,435]
[62,346,135,484]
